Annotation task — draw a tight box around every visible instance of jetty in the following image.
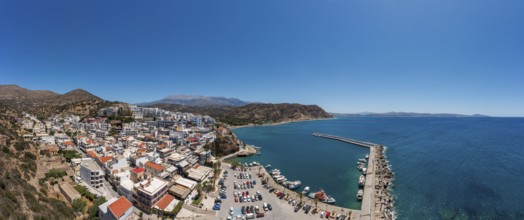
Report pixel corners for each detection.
[312,133,376,148]
[313,133,395,220]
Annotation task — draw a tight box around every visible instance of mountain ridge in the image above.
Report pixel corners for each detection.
[138,94,250,107]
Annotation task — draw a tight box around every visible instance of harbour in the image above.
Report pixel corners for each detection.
[227,129,395,219]
[311,133,395,220]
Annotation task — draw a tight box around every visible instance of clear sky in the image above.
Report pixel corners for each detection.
[1,0,523,116]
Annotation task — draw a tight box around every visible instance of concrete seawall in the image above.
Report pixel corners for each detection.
[312,133,395,220]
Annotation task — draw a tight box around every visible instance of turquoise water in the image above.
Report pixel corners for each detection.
[231,117,524,219]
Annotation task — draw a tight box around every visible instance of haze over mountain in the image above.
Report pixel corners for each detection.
[138,94,250,107]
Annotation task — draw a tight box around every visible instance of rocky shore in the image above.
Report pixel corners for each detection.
[373,145,395,219]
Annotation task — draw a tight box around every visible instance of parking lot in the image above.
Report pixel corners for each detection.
[215,164,341,220]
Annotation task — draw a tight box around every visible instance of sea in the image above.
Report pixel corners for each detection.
[229,117,524,219]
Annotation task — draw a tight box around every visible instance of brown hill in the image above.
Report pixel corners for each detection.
[150,103,333,126]
[0,105,74,219]
[0,85,57,100]
[0,85,107,118]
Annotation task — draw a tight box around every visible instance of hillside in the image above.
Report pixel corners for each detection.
[139,94,249,107]
[0,104,74,219]
[150,103,333,125]
[0,85,110,118]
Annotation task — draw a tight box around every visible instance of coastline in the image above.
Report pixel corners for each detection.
[228,116,336,130]
[223,128,396,220]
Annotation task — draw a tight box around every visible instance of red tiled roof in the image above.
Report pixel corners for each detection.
[155,194,175,211]
[145,161,164,171]
[132,167,145,173]
[186,137,197,142]
[63,141,74,146]
[99,156,113,164]
[87,150,98,158]
[86,139,95,144]
[108,197,132,218]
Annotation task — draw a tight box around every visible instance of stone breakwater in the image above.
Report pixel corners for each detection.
[373,145,395,220]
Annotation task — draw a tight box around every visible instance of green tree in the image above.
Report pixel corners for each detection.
[196,182,202,196]
[231,161,241,169]
[72,198,86,213]
[88,196,107,219]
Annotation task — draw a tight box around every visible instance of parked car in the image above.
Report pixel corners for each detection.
[267,204,272,211]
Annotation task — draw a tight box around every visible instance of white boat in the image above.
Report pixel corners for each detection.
[357,189,364,200]
[302,186,310,194]
[362,168,367,175]
[286,180,301,190]
[358,158,367,163]
[358,175,365,187]
[365,154,369,159]
[277,177,287,183]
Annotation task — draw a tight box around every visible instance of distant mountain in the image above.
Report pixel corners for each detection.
[139,94,250,107]
[150,103,333,126]
[331,112,490,117]
[0,85,108,118]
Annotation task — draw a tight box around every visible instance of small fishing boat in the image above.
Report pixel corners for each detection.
[302,186,310,194]
[357,189,363,200]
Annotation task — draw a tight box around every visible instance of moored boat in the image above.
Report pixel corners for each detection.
[302,186,310,194]
[309,189,336,204]
[358,175,365,187]
[357,189,364,200]
[286,180,301,190]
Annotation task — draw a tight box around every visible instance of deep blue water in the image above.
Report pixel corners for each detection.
[231,117,524,219]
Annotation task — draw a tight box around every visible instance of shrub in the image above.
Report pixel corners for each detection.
[72,198,86,213]
[44,169,67,180]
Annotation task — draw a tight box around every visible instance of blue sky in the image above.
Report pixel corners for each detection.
[1,0,523,116]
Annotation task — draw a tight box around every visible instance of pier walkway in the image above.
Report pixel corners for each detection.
[312,133,377,148]
[313,133,387,220]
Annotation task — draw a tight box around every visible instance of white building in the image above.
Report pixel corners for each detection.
[80,159,105,189]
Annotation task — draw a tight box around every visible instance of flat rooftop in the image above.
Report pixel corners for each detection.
[135,177,169,196]
[81,159,102,171]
